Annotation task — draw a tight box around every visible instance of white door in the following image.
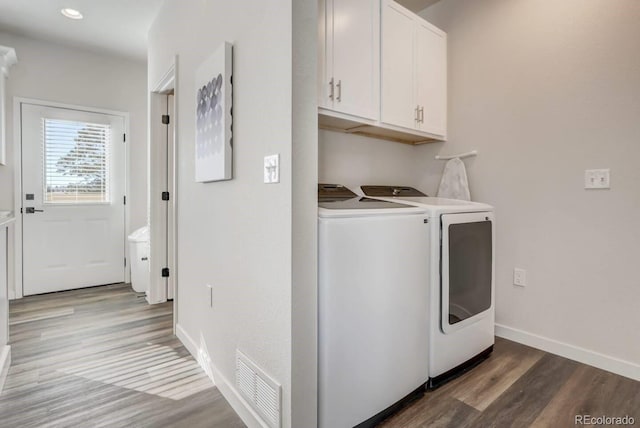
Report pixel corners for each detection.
[381,0,416,130]
[415,21,447,137]
[21,103,126,295]
[330,0,379,120]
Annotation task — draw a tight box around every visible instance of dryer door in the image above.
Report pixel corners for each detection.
[441,212,494,334]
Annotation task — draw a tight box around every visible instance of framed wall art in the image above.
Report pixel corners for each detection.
[195,42,233,182]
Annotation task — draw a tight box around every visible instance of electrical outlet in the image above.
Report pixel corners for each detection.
[264,154,280,184]
[584,169,610,189]
[513,268,527,287]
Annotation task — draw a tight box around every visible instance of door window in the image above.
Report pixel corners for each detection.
[43,118,111,204]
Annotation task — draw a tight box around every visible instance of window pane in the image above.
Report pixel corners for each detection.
[43,119,111,204]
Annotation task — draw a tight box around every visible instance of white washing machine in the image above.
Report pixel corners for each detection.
[361,185,495,389]
[318,184,430,428]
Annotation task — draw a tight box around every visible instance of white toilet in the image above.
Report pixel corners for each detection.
[128,226,150,293]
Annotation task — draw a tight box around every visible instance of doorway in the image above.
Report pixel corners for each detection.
[148,61,178,325]
[19,102,128,295]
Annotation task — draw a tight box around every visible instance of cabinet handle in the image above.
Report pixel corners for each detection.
[329,78,334,100]
[336,80,342,102]
[415,105,420,122]
[419,106,424,123]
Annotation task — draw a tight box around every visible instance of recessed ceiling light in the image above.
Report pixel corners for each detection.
[61,8,83,20]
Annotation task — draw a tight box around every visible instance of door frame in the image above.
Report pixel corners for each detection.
[149,57,179,332]
[12,97,130,299]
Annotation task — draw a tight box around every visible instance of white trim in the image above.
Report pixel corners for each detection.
[176,324,267,428]
[149,57,179,339]
[0,345,11,393]
[0,46,17,77]
[12,98,22,299]
[495,323,640,381]
[12,97,131,298]
[154,63,176,94]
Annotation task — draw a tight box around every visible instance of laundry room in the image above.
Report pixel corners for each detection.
[317,0,639,426]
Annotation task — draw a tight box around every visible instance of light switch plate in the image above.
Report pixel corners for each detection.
[584,169,610,189]
[264,154,280,184]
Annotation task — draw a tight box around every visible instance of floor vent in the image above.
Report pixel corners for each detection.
[236,350,281,428]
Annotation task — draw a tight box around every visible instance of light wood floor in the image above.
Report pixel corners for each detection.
[381,337,640,428]
[0,283,244,428]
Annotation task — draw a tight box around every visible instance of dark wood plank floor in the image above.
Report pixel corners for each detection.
[3,284,639,428]
[0,283,245,428]
[381,338,640,428]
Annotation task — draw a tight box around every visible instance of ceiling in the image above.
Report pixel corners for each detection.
[396,0,442,13]
[0,0,164,61]
[0,0,440,61]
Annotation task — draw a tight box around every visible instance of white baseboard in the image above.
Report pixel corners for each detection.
[175,324,268,428]
[495,324,640,381]
[0,345,11,393]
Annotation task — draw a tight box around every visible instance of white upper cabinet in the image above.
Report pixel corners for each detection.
[415,19,447,137]
[318,0,447,144]
[381,4,415,130]
[319,0,379,121]
[381,0,446,138]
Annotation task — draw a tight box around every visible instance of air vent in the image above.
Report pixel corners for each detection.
[236,350,281,428]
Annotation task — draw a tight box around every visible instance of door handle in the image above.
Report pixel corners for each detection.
[329,78,335,100]
[25,207,44,214]
[336,80,342,102]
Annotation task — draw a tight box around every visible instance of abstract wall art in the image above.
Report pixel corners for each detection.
[195,42,233,182]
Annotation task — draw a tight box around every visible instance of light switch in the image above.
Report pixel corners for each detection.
[264,154,280,184]
[584,169,610,189]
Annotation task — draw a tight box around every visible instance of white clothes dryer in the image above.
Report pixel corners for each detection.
[361,185,495,389]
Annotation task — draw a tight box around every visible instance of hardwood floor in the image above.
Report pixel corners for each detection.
[0,283,245,428]
[381,338,640,428]
[3,284,638,428]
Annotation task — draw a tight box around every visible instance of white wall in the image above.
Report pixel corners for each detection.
[0,32,148,298]
[319,0,640,378]
[147,1,316,427]
[319,129,444,194]
[417,0,640,371]
[292,0,319,426]
[0,32,148,230]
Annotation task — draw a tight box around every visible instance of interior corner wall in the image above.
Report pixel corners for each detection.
[147,1,299,426]
[417,0,640,369]
[0,32,148,296]
[292,0,319,426]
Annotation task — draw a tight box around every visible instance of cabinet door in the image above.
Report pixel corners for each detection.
[331,0,379,120]
[381,1,416,130]
[415,21,447,137]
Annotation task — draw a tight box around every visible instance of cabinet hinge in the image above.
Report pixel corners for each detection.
[161,191,170,201]
[162,268,170,278]
[162,115,170,125]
